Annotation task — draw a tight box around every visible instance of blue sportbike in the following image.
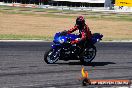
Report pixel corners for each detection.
[44,31,103,64]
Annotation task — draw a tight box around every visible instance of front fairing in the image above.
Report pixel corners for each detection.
[53,33,60,43]
[53,32,79,44]
[51,44,61,49]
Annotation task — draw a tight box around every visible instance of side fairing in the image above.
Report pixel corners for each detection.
[92,33,103,44]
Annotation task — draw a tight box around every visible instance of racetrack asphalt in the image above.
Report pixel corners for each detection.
[0,42,132,88]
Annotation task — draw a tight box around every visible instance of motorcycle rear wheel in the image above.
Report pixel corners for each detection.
[80,45,96,65]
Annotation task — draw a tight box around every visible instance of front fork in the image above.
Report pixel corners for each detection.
[51,44,61,57]
[51,44,61,49]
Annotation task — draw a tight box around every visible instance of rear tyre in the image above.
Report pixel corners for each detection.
[80,45,96,65]
[44,48,60,64]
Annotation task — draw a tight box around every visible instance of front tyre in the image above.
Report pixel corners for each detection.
[44,48,60,64]
[80,45,96,65]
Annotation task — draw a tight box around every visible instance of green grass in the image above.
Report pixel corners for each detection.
[0,6,132,41]
[0,34,53,41]
[0,5,132,21]
[0,34,132,41]
[1,9,132,22]
[102,38,132,41]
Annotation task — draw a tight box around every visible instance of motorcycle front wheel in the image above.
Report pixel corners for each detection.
[80,45,96,65]
[44,48,60,64]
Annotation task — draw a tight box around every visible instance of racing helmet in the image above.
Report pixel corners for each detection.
[76,16,85,27]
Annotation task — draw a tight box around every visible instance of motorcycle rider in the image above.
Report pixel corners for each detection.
[66,16,92,48]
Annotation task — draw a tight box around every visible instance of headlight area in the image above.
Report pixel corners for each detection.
[59,39,64,44]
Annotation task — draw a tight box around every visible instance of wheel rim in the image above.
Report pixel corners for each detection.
[47,49,60,63]
[83,47,96,62]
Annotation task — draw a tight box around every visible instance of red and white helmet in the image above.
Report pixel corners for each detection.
[76,16,85,27]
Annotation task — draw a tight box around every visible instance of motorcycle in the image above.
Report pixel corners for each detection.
[44,31,103,64]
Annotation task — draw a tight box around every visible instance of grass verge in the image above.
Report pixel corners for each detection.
[0,34,53,41]
[0,5,132,21]
[0,34,132,42]
[0,6,132,41]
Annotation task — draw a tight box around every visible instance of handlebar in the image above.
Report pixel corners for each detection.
[60,30,68,36]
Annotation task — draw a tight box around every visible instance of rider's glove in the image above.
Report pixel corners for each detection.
[71,40,78,44]
[71,38,81,44]
[61,30,67,35]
